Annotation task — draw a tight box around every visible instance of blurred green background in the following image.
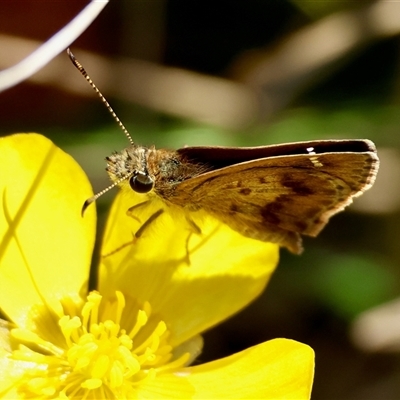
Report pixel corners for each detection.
[1,1,400,398]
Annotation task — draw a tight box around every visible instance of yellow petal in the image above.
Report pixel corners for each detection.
[99,190,279,345]
[0,134,96,327]
[138,339,314,399]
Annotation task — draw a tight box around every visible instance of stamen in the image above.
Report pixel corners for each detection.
[8,291,192,398]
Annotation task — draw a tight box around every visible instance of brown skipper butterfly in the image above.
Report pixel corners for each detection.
[68,49,379,254]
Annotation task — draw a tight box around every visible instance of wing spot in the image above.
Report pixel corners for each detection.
[261,202,282,225]
[230,204,239,213]
[259,177,267,184]
[313,217,323,226]
[282,174,315,196]
[295,220,308,232]
[309,156,323,167]
[240,188,252,195]
[363,163,373,171]
[307,147,323,167]
[361,171,373,178]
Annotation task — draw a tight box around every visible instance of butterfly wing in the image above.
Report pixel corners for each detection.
[174,145,379,253]
[177,139,377,169]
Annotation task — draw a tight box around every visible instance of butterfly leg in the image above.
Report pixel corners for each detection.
[134,208,164,239]
[126,200,151,223]
[183,217,202,266]
[102,208,164,258]
[128,200,166,238]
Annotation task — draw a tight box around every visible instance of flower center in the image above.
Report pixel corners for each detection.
[9,291,189,399]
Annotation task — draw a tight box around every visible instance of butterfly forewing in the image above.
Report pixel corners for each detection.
[174,141,378,253]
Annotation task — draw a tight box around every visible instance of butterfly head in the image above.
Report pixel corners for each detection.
[106,145,155,195]
[81,145,156,215]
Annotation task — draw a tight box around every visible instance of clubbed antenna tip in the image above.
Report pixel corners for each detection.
[80,173,135,217]
[81,197,95,217]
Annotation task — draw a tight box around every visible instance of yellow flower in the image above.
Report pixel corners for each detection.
[0,133,314,399]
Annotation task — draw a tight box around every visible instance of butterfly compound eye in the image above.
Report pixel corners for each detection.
[130,172,154,193]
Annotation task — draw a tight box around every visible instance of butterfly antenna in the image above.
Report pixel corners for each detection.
[67,48,134,145]
[82,172,134,216]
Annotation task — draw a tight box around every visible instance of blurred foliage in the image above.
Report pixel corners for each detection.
[292,0,373,18]
[310,253,396,320]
